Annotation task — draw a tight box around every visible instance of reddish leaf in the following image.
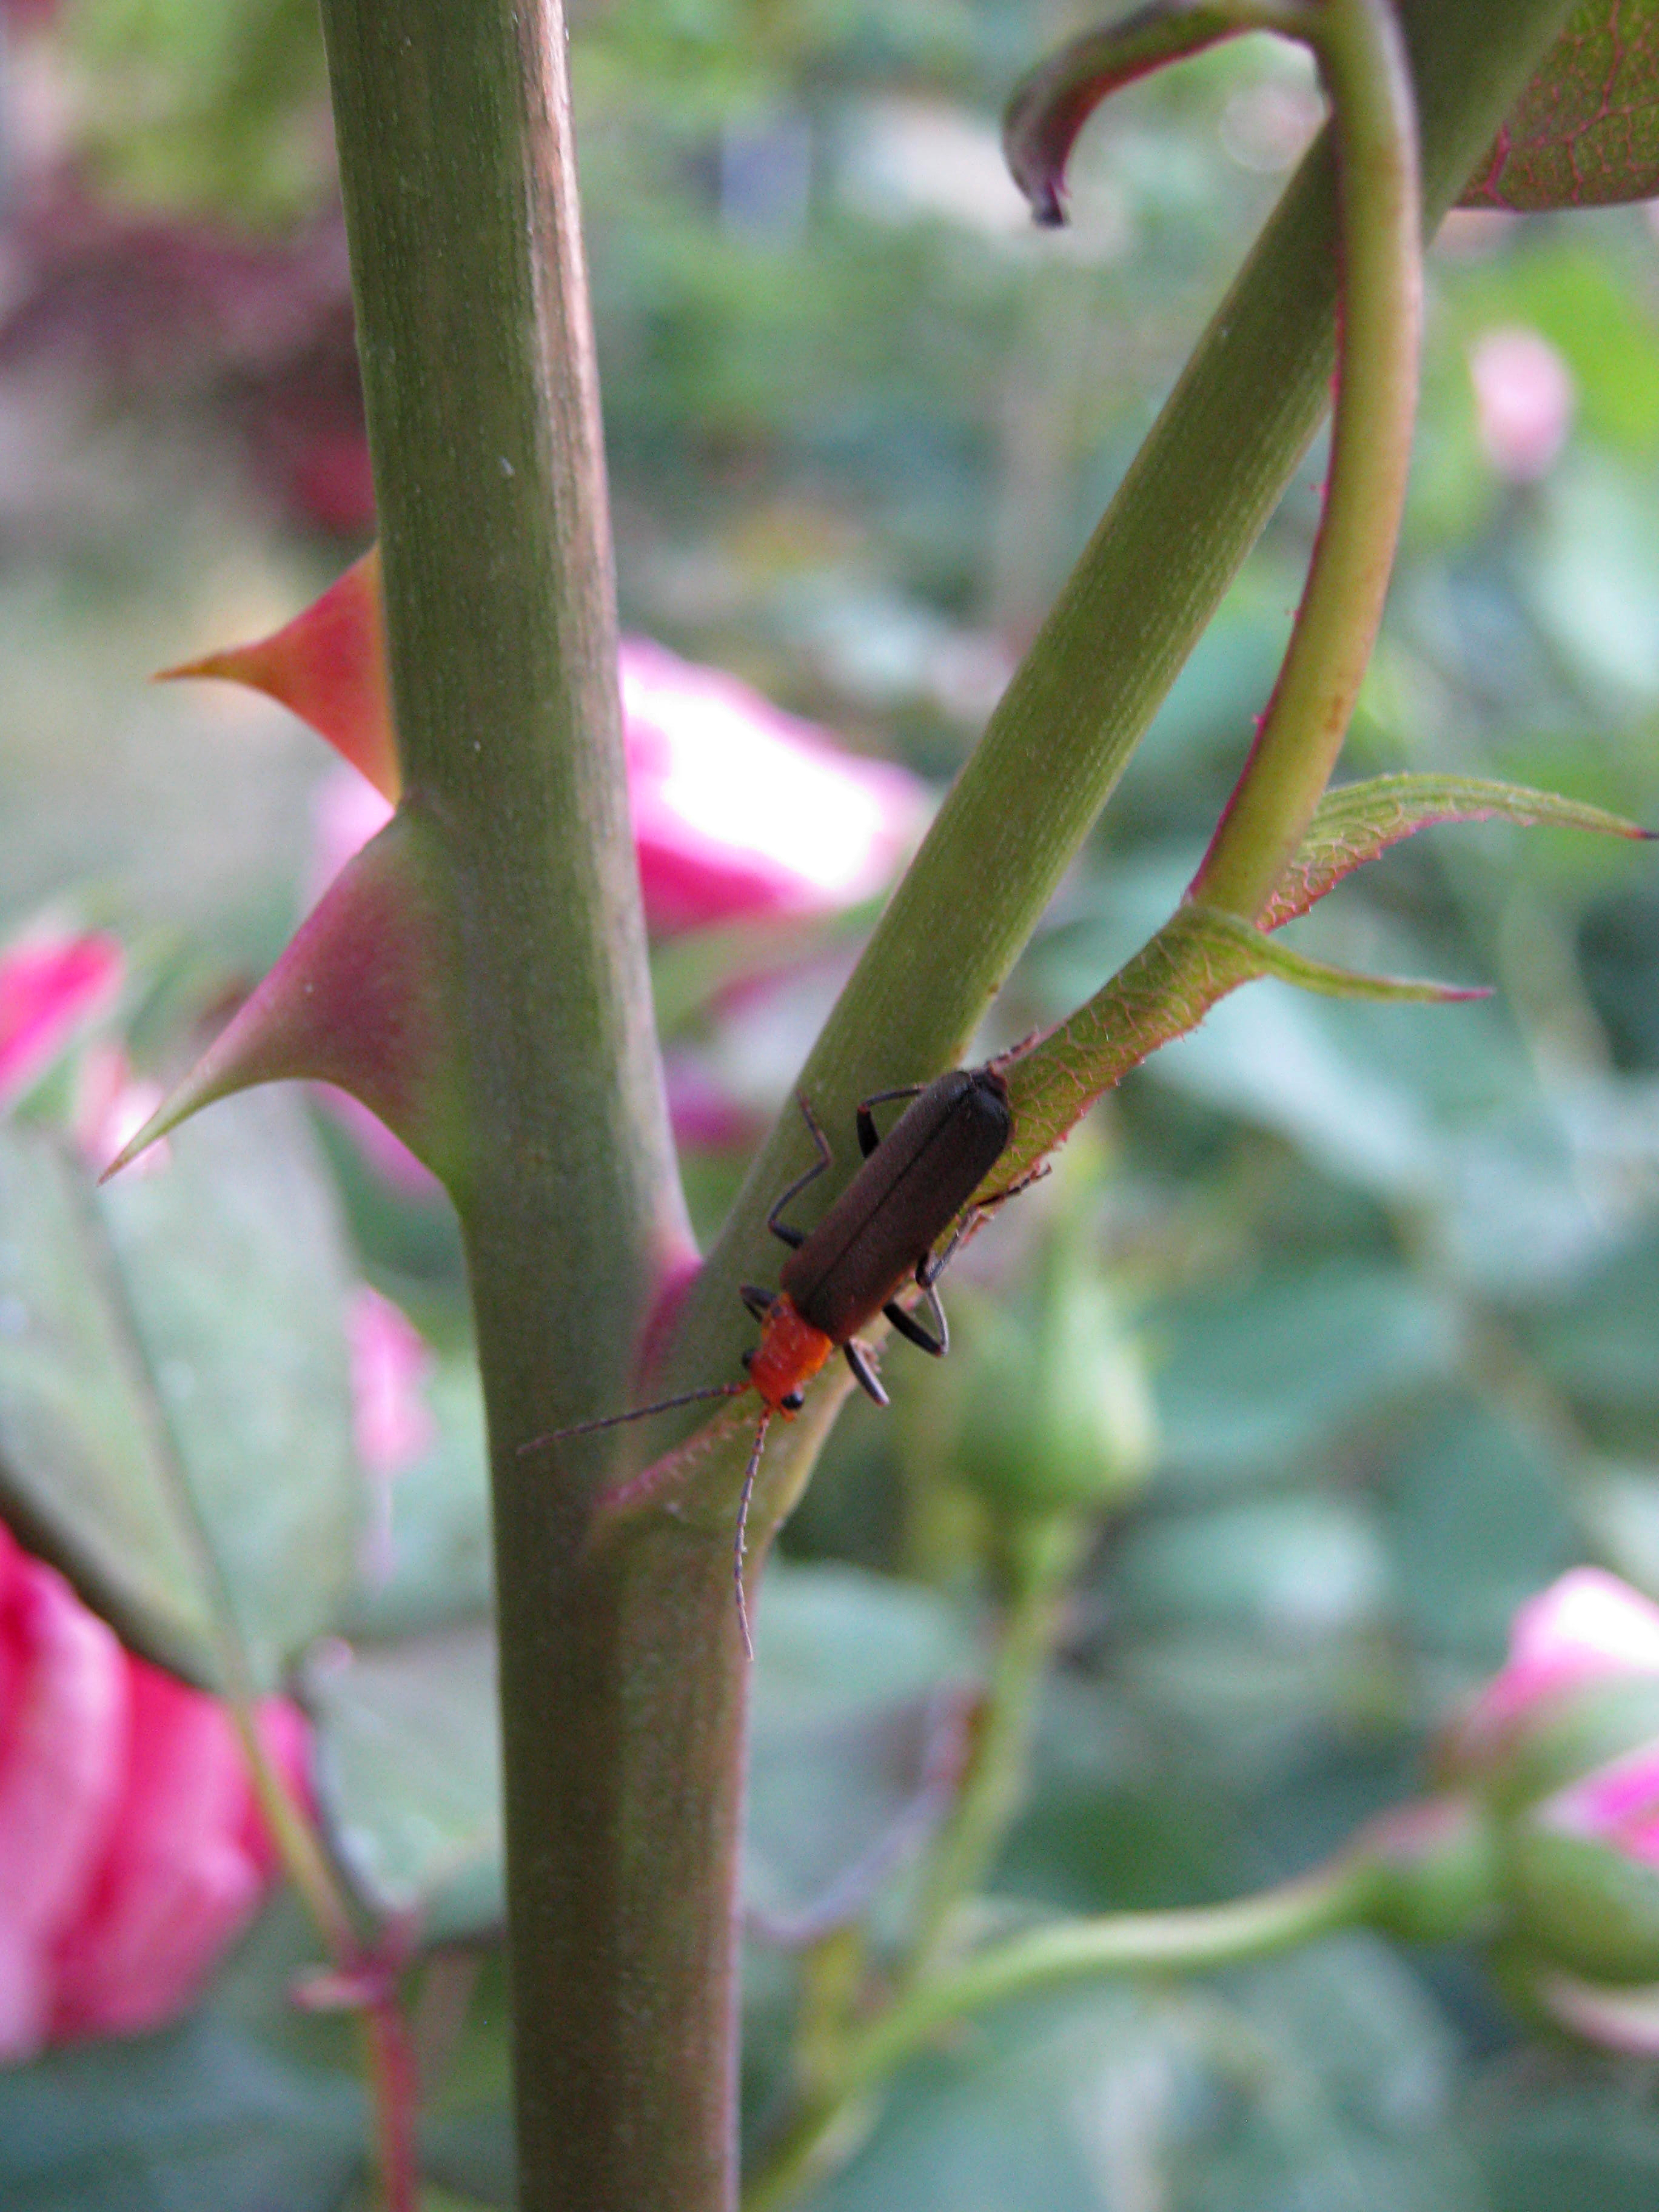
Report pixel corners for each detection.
[1002,2,1267,226]
[159,549,398,801]
[1462,0,1659,210]
[102,811,467,1193]
[1261,774,1651,930]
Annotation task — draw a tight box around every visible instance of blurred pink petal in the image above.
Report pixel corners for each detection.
[348,1285,435,1481]
[70,1041,168,1178]
[619,638,927,931]
[48,1666,267,2040]
[347,1286,437,1588]
[0,931,123,1110]
[307,765,396,908]
[0,1527,128,2060]
[0,1523,310,2058]
[1469,327,1575,482]
[663,1053,768,1153]
[1540,1738,1659,1871]
[304,643,925,940]
[1450,1569,1659,1766]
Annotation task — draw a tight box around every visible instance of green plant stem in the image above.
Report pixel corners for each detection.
[745,1853,1373,2212]
[315,4,1576,2208]
[668,0,1578,1436]
[316,3,744,2208]
[902,1512,1085,1986]
[1188,0,1421,918]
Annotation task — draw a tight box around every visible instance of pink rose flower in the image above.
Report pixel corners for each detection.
[0,1521,306,2061]
[1469,327,1576,483]
[307,638,926,937]
[0,929,124,1111]
[617,637,926,930]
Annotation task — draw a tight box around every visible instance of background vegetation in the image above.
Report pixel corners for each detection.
[5,1,1659,2204]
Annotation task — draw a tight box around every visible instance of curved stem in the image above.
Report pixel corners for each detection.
[668,0,1569,1451]
[1188,0,1422,919]
[745,1854,1372,2212]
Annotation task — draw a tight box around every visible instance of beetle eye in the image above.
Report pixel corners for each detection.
[740,1349,754,1370]
[782,1389,805,1412]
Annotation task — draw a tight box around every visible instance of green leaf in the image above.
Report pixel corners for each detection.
[1148,1259,1454,1484]
[806,1982,1181,2212]
[1173,1939,1479,2212]
[748,1564,980,1928]
[0,1093,360,1689]
[0,2020,363,2212]
[305,1622,504,1945]
[1262,773,1652,931]
[1475,2079,1659,2212]
[305,1566,980,1946]
[1463,0,1659,210]
[805,1939,1476,2212]
[0,1899,364,2212]
[1113,1493,1390,1638]
[1381,1393,1580,1666]
[333,1353,492,1641]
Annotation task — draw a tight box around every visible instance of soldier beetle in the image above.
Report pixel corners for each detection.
[528,1063,1033,1653]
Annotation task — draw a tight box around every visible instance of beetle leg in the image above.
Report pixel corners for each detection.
[740,1283,775,1321]
[988,1026,1045,1073]
[911,1161,1051,1296]
[767,1094,835,1249]
[843,1340,890,1405]
[855,1081,926,1159]
[974,1159,1052,1214]
[917,1215,973,1290]
[884,1283,948,1358]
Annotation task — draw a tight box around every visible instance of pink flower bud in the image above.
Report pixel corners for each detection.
[1445,1568,1659,1771]
[0,1521,307,2061]
[1468,327,1576,483]
[0,930,124,1111]
[1430,1571,1659,2041]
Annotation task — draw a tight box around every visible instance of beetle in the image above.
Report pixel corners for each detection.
[532,1063,1028,1653]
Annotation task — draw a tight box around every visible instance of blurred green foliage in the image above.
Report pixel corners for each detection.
[8,1,1659,2207]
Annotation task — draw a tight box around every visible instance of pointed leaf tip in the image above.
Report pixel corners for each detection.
[158,548,398,802]
[102,810,467,1192]
[1263,774,1655,931]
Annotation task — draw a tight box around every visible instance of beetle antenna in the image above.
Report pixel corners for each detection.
[733,1409,773,1662]
[518,1380,749,1456]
